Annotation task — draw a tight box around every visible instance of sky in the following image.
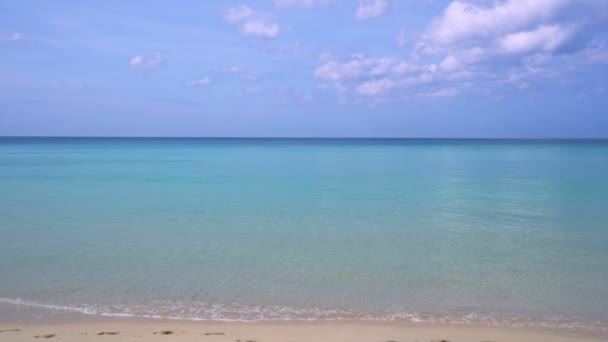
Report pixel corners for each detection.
[1,0,608,138]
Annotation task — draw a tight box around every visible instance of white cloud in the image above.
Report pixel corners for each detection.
[438,47,486,71]
[241,20,280,38]
[222,66,261,81]
[314,55,445,100]
[129,53,163,70]
[314,60,363,81]
[439,55,460,71]
[185,78,212,87]
[314,0,608,103]
[223,5,280,38]
[404,0,607,95]
[392,61,418,74]
[355,0,389,20]
[416,0,607,60]
[314,51,442,97]
[499,24,575,54]
[314,56,418,81]
[224,66,244,73]
[335,82,347,95]
[416,88,459,98]
[356,78,395,95]
[223,5,255,23]
[274,0,333,8]
[425,0,568,46]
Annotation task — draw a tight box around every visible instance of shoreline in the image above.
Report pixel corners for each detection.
[2,300,608,340]
[2,320,608,342]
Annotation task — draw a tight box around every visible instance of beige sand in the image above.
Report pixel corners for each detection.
[1,321,607,342]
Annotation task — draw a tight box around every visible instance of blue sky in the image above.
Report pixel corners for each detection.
[1,0,607,137]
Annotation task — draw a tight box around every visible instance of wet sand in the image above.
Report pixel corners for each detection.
[1,320,607,342]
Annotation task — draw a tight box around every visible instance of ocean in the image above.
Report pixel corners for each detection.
[1,138,608,333]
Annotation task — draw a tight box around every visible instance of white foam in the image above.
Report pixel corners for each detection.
[1,297,607,334]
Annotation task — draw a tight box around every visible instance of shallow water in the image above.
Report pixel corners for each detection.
[1,138,608,333]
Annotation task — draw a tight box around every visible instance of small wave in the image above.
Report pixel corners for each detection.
[2,297,607,334]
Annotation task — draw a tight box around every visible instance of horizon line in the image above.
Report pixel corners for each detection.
[1,136,608,140]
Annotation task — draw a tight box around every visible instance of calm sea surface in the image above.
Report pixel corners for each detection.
[1,138,608,332]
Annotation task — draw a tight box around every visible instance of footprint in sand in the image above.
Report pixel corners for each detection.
[98,332,120,335]
[154,330,174,335]
[35,334,56,339]
[206,332,226,335]
[0,329,21,333]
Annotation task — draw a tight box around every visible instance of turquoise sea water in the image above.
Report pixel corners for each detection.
[1,138,608,332]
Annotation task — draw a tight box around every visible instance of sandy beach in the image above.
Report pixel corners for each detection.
[1,321,607,342]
